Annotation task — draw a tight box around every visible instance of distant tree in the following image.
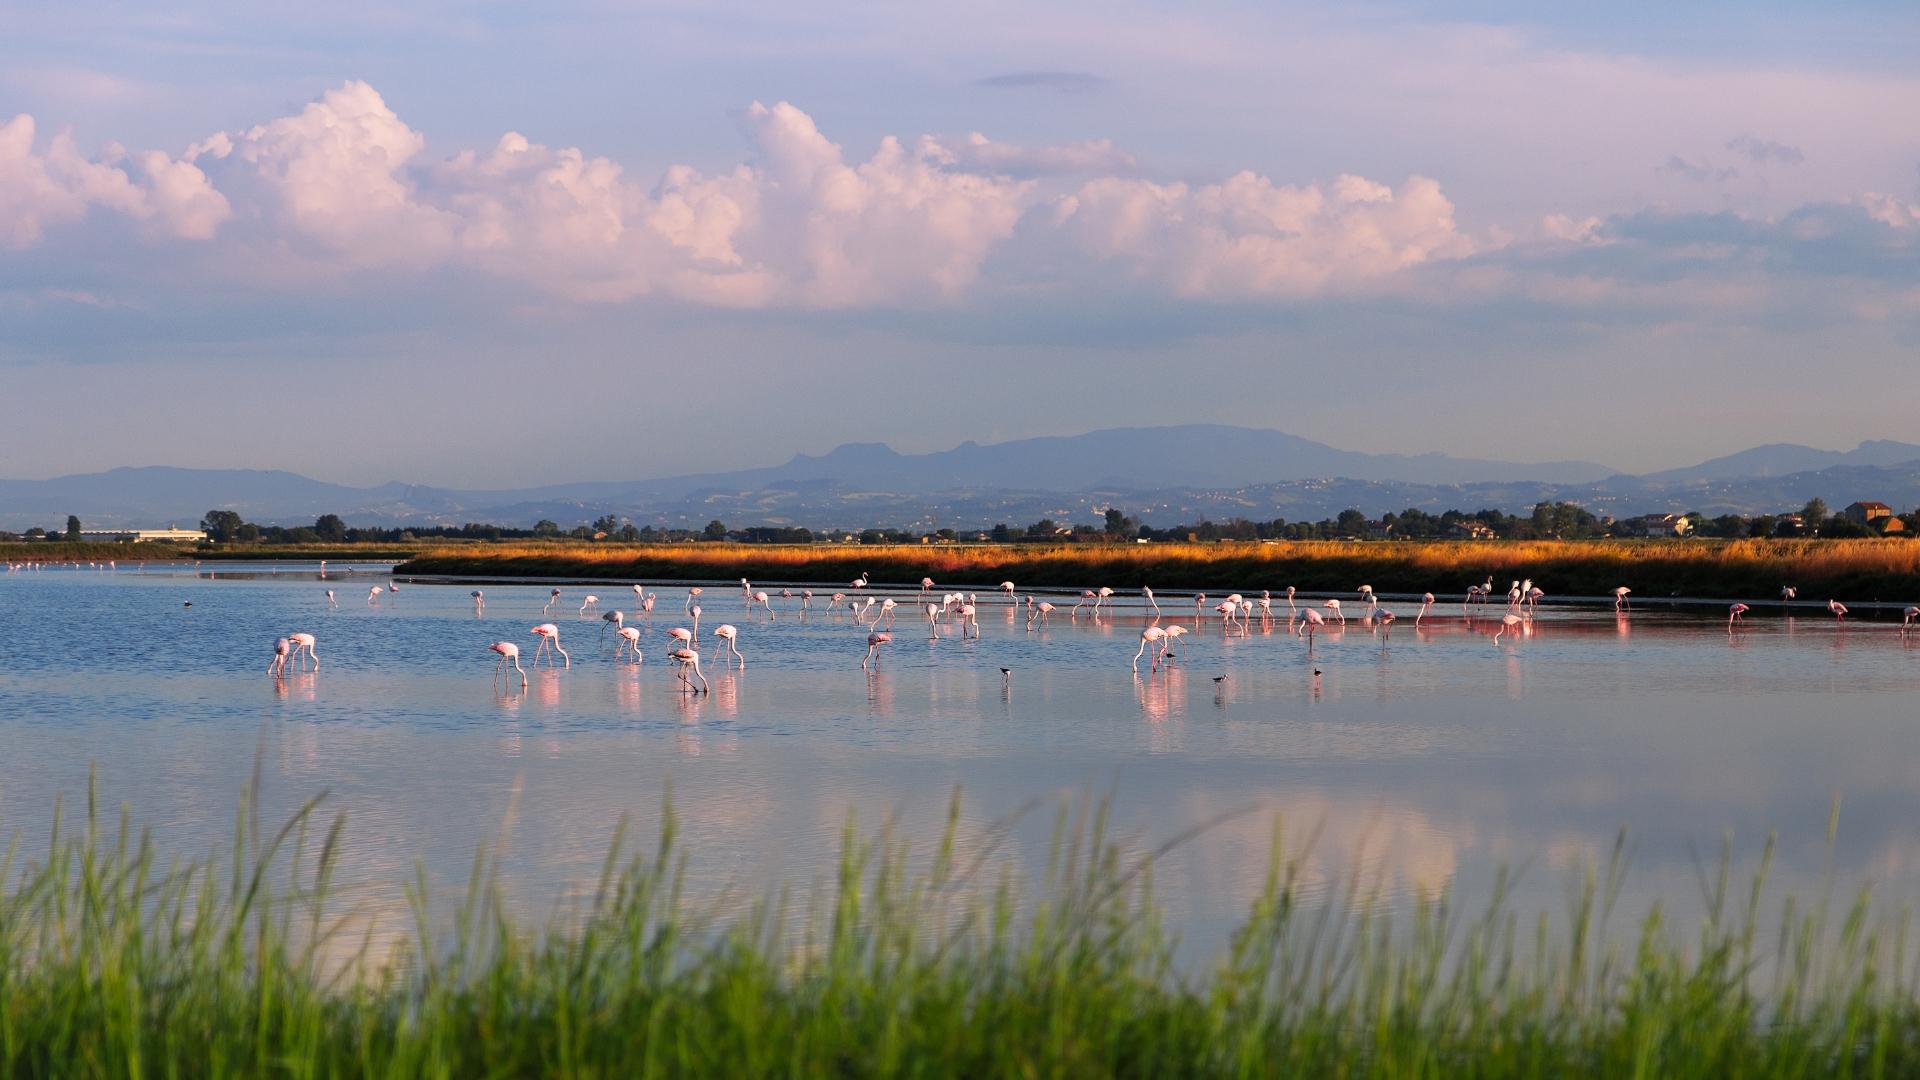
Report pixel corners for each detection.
[1708,514,1749,538]
[24,527,45,539]
[1801,499,1828,533]
[200,510,245,543]
[616,524,641,542]
[1103,508,1136,537]
[313,514,347,542]
[1027,519,1057,537]
[1335,509,1368,537]
[65,515,82,541]
[236,523,261,543]
[533,519,561,537]
[702,520,728,541]
[568,525,593,539]
[990,523,1012,543]
[1747,514,1777,539]
[592,514,621,535]
[1823,514,1871,538]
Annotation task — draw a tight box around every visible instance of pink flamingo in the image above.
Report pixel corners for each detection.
[1322,599,1345,625]
[601,609,624,640]
[471,590,485,610]
[1094,587,1115,615]
[579,594,599,615]
[268,637,290,675]
[1728,603,1749,627]
[919,577,935,602]
[1285,586,1297,613]
[531,623,570,667]
[1072,590,1096,617]
[1000,581,1016,604]
[685,587,704,615]
[925,603,942,639]
[957,603,979,639]
[489,641,527,686]
[1526,587,1544,613]
[751,591,776,620]
[668,648,708,693]
[1828,599,1848,621]
[544,588,561,615]
[801,589,814,612]
[1296,607,1325,647]
[288,632,318,670]
[616,626,643,663]
[641,592,656,614]
[863,631,892,669]
[366,585,381,606]
[326,590,337,608]
[1613,586,1631,612]
[713,624,744,667]
[1143,586,1161,616]
[1027,600,1054,630]
[1162,624,1188,661]
[1414,592,1434,626]
[1903,606,1920,631]
[1781,586,1797,602]
[1375,608,1397,642]
[690,605,703,637]
[872,598,898,628]
[1133,626,1168,671]
[666,626,693,651]
[1492,614,1524,645]
[851,572,869,590]
[1194,593,1207,626]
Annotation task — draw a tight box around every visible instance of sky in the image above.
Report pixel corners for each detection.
[3,1,1918,487]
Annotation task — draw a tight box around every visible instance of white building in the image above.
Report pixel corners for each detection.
[75,528,208,543]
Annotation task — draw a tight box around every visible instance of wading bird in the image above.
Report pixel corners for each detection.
[616,626,643,663]
[1416,593,1435,625]
[1492,614,1525,646]
[579,595,599,616]
[288,632,318,670]
[471,590,485,611]
[685,588,703,615]
[1322,599,1345,625]
[713,624,744,667]
[1781,586,1798,602]
[1095,587,1115,615]
[1829,599,1849,621]
[667,626,693,650]
[268,638,290,676]
[1375,608,1396,642]
[531,623,570,667]
[1613,586,1631,612]
[490,641,527,686]
[1296,608,1325,647]
[1143,586,1160,616]
[1000,581,1016,604]
[863,631,892,669]
[1073,590,1096,618]
[851,572,869,590]
[752,591,776,620]
[1904,606,1919,631]
[1729,603,1749,627]
[601,609,624,640]
[1027,600,1054,630]
[367,585,382,606]
[544,588,561,615]
[957,603,979,638]
[919,577,934,603]
[668,648,708,693]
[326,590,337,608]
[1133,626,1168,671]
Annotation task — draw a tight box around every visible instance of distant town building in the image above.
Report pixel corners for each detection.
[1843,501,1894,525]
[1447,522,1496,540]
[75,528,208,543]
[1616,514,1693,538]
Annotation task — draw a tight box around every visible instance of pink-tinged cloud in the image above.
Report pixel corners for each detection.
[0,112,226,248]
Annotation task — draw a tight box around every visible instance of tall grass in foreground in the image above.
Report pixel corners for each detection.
[5,785,1920,1077]
[397,538,1920,601]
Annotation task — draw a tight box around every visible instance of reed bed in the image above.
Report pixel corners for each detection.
[397,539,1920,601]
[0,542,193,563]
[5,782,1920,1077]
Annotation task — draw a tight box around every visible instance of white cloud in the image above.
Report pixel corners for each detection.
[0,112,226,248]
[923,132,1137,178]
[1051,171,1475,297]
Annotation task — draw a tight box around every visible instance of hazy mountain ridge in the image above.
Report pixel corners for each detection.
[3,431,1917,532]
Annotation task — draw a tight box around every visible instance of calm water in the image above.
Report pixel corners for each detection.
[5,562,1920,958]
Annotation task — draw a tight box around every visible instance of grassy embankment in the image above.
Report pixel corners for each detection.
[0,542,194,563]
[5,784,1920,1076]
[396,539,1920,602]
[0,542,422,564]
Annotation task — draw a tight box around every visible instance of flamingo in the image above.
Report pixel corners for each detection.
[1358,585,1375,612]
[829,592,847,616]
[712,624,744,667]
[668,648,708,693]
[471,589,485,610]
[1296,608,1325,646]
[1479,577,1495,605]
[269,637,290,675]
[633,584,646,606]
[851,597,874,623]
[667,626,694,650]
[999,581,1016,604]
[1903,606,1920,631]
[1094,587,1115,615]
[326,590,337,608]
[1133,626,1168,671]
[851,572,869,590]
[689,605,703,637]
[367,585,382,606]
[544,588,561,615]
[1492,614,1524,645]
[288,632,318,670]
[1828,599,1849,621]
[801,589,814,612]
[752,591,776,620]
[1027,601,1055,629]
[685,587,704,615]
[1073,590,1096,617]
[1464,583,1484,609]
[1143,586,1161,616]
[531,623,570,667]
[1322,599,1345,625]
[1213,601,1237,634]
[490,641,527,686]
[1612,586,1631,611]
[1506,581,1523,610]
[616,626,643,663]
[1285,586,1297,613]
[1728,603,1749,627]
[863,631,892,669]
[1416,592,1435,626]
[1781,586,1798,602]
[579,595,599,616]
[1526,587,1544,613]
[1162,624,1189,661]
[1375,608,1396,642]
[919,577,935,602]
[1194,593,1207,627]
[957,603,979,639]
[872,598,898,627]
[640,592,656,614]
[1257,591,1272,624]
[600,609,624,640]
[925,603,942,639]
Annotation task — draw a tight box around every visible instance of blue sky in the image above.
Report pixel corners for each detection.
[3,1,1917,486]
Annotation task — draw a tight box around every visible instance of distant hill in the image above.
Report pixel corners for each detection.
[3,428,1918,532]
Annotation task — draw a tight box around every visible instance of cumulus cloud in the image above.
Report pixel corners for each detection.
[0,113,227,248]
[1051,171,1475,297]
[0,81,1505,307]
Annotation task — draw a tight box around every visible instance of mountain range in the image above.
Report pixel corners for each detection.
[3,426,1918,532]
